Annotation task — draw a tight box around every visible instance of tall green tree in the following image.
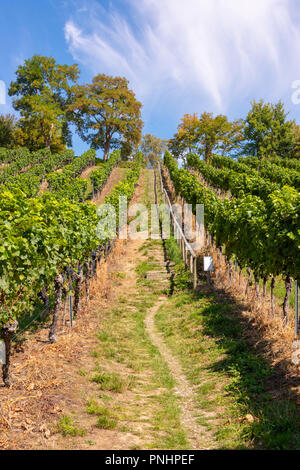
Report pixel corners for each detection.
[168,113,200,158]
[141,133,167,167]
[69,74,143,160]
[0,114,17,148]
[290,123,300,159]
[169,112,243,162]
[243,100,296,159]
[9,55,79,150]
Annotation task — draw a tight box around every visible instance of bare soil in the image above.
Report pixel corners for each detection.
[92,168,129,205]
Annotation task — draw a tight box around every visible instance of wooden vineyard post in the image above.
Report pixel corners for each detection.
[193,256,197,291]
[270,276,275,316]
[296,279,298,337]
[49,274,64,343]
[73,268,83,318]
[189,252,193,274]
[183,243,187,270]
[234,259,238,280]
[160,162,198,291]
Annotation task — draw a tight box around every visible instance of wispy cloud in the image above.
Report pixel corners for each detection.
[64,0,300,117]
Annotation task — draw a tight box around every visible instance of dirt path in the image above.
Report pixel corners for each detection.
[0,169,217,450]
[38,168,64,195]
[92,167,128,205]
[145,300,214,449]
[1,167,297,450]
[80,165,98,179]
[50,169,216,449]
[143,170,215,449]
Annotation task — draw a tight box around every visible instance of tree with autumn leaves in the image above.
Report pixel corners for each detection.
[6,55,300,162]
[69,74,143,160]
[140,133,167,167]
[9,55,79,152]
[169,112,243,162]
[243,100,297,159]
[170,101,300,161]
[7,57,143,157]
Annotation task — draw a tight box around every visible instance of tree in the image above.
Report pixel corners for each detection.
[140,133,167,167]
[13,119,66,153]
[195,113,243,161]
[291,123,300,159]
[69,74,143,160]
[243,100,296,159]
[169,112,243,162]
[8,55,79,150]
[168,113,199,158]
[0,114,17,148]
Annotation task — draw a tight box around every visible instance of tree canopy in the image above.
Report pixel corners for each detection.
[243,100,296,159]
[0,114,17,148]
[140,133,167,167]
[169,112,243,161]
[69,74,143,160]
[8,55,79,151]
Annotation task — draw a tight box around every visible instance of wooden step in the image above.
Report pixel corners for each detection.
[146,271,170,281]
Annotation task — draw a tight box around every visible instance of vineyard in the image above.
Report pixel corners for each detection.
[164,151,300,325]
[0,147,144,386]
[4,0,300,454]
[2,73,300,456]
[0,136,300,451]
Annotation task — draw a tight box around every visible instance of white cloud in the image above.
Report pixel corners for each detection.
[0,81,6,105]
[64,0,300,115]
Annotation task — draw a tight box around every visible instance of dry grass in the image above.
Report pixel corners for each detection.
[80,166,98,180]
[163,166,298,376]
[0,168,147,450]
[0,236,129,450]
[210,246,296,368]
[91,168,129,205]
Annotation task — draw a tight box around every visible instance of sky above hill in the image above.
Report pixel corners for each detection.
[1,0,300,156]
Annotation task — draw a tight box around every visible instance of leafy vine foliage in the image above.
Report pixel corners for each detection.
[164,151,300,312]
[0,148,144,386]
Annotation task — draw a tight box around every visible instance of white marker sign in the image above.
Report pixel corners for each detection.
[204,256,214,272]
[0,340,5,365]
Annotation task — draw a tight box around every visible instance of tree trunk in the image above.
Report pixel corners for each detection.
[1,320,18,387]
[49,274,64,343]
[103,136,111,161]
[204,145,212,163]
[73,270,83,317]
[283,276,293,325]
[46,123,54,149]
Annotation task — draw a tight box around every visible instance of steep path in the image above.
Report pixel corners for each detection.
[2,170,299,450]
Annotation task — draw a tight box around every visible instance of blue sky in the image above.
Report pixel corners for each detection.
[1,0,300,156]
